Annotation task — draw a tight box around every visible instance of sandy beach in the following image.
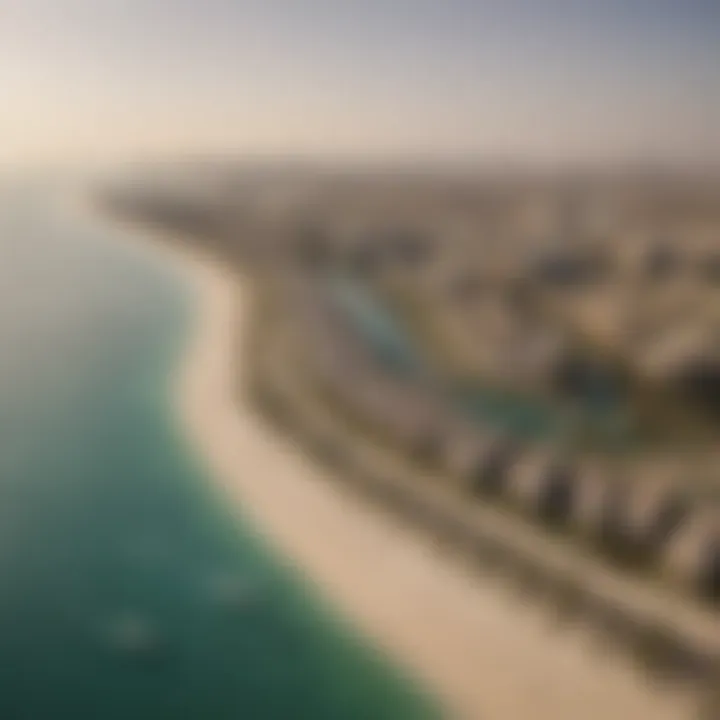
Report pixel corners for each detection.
[168,246,696,719]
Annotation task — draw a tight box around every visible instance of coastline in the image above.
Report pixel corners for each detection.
[167,240,695,719]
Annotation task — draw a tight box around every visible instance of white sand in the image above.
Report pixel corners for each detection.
[169,249,695,719]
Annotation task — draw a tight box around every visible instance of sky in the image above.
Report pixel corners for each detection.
[1,0,719,168]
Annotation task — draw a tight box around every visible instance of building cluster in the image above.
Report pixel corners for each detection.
[111,169,720,612]
[278,249,720,610]
[329,189,720,424]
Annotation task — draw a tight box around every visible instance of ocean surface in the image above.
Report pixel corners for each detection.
[0,180,438,720]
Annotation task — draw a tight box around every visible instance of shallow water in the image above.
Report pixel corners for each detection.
[0,182,437,720]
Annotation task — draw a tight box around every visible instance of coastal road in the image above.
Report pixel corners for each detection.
[178,256,700,720]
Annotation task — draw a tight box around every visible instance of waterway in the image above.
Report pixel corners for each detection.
[329,276,635,450]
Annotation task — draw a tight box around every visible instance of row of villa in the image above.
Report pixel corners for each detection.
[104,176,720,700]
[278,252,720,614]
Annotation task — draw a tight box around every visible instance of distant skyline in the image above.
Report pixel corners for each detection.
[1,0,719,168]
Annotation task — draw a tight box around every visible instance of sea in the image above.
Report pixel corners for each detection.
[0,177,438,720]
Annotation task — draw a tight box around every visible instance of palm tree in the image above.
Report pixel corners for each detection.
[698,539,720,605]
[537,462,576,527]
[470,438,518,497]
[662,508,720,606]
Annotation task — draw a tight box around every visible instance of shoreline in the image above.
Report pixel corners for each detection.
[167,239,695,718]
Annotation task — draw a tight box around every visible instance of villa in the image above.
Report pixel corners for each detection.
[664,508,720,604]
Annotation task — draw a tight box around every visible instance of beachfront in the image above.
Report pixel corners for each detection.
[171,243,697,719]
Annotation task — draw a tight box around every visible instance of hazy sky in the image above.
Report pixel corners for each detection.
[1,0,719,167]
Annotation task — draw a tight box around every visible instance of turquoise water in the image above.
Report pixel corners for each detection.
[328,278,630,446]
[0,183,438,720]
[329,280,425,376]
